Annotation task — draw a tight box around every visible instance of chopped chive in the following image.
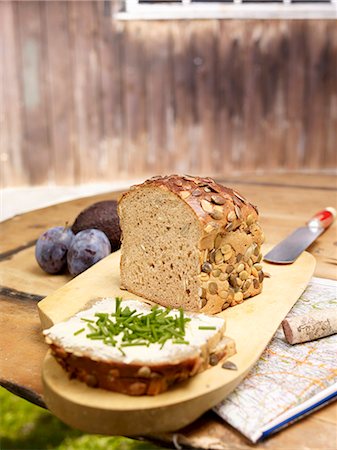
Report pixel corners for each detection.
[79,297,194,354]
[81,318,95,323]
[121,342,148,347]
[74,328,85,336]
[198,326,216,330]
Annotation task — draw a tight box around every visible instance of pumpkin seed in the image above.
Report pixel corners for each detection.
[234,205,242,220]
[237,263,245,273]
[212,268,221,277]
[201,199,213,213]
[227,210,236,222]
[234,292,244,302]
[200,273,210,282]
[209,354,219,366]
[245,245,254,259]
[251,266,258,277]
[242,279,252,292]
[225,222,234,232]
[254,263,263,271]
[221,243,231,254]
[236,277,243,287]
[211,194,225,205]
[208,282,218,295]
[229,274,237,288]
[211,210,223,220]
[192,188,202,197]
[219,290,228,299]
[253,278,260,289]
[233,191,246,203]
[246,214,254,226]
[222,361,237,370]
[226,265,234,274]
[236,253,243,262]
[222,302,230,311]
[239,270,249,281]
[223,250,233,261]
[137,366,151,378]
[201,262,212,273]
[215,249,224,264]
[258,271,264,283]
[219,273,228,281]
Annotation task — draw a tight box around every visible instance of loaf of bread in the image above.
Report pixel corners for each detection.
[118,175,265,314]
[44,298,236,395]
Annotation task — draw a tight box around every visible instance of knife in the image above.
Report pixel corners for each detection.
[264,207,336,264]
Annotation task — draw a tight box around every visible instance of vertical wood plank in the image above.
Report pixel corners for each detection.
[217,21,236,175]
[45,0,75,185]
[122,22,148,177]
[241,21,263,172]
[0,1,26,187]
[192,21,218,176]
[229,21,252,173]
[170,21,195,174]
[284,21,306,170]
[325,21,337,170]
[144,23,171,175]
[17,0,52,185]
[0,1,9,187]
[68,0,102,183]
[95,1,124,180]
[254,21,288,171]
[304,21,331,170]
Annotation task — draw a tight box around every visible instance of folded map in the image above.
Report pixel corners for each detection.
[214,277,337,442]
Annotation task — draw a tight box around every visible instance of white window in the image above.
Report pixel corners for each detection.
[116,0,337,20]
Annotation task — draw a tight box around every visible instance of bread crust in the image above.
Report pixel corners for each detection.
[119,175,265,314]
[50,336,236,395]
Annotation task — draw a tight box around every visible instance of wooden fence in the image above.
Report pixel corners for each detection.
[0,1,336,187]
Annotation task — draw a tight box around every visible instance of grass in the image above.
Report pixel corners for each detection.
[0,387,166,450]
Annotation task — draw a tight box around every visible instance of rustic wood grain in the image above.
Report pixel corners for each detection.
[0,1,25,187]
[16,0,52,185]
[45,1,75,185]
[193,21,218,175]
[2,3,337,187]
[0,174,336,449]
[95,1,122,179]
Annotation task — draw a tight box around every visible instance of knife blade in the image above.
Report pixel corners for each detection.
[264,207,336,264]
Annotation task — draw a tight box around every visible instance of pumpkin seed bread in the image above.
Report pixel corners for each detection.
[118,175,265,314]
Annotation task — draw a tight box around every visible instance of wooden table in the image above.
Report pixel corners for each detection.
[1,173,336,450]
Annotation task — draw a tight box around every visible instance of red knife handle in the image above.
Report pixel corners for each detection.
[307,207,336,230]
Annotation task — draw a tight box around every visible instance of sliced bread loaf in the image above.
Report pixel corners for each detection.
[118,175,265,314]
[44,298,236,395]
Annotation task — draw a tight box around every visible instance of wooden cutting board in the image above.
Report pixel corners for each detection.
[38,248,315,436]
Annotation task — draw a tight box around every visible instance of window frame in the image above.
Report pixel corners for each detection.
[115,0,337,20]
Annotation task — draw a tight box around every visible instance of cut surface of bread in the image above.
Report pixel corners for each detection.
[44,298,236,395]
[118,175,265,314]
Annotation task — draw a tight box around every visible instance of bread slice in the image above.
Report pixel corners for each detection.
[118,175,265,314]
[43,298,236,395]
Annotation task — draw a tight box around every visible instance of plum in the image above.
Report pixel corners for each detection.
[35,226,74,274]
[67,229,111,276]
